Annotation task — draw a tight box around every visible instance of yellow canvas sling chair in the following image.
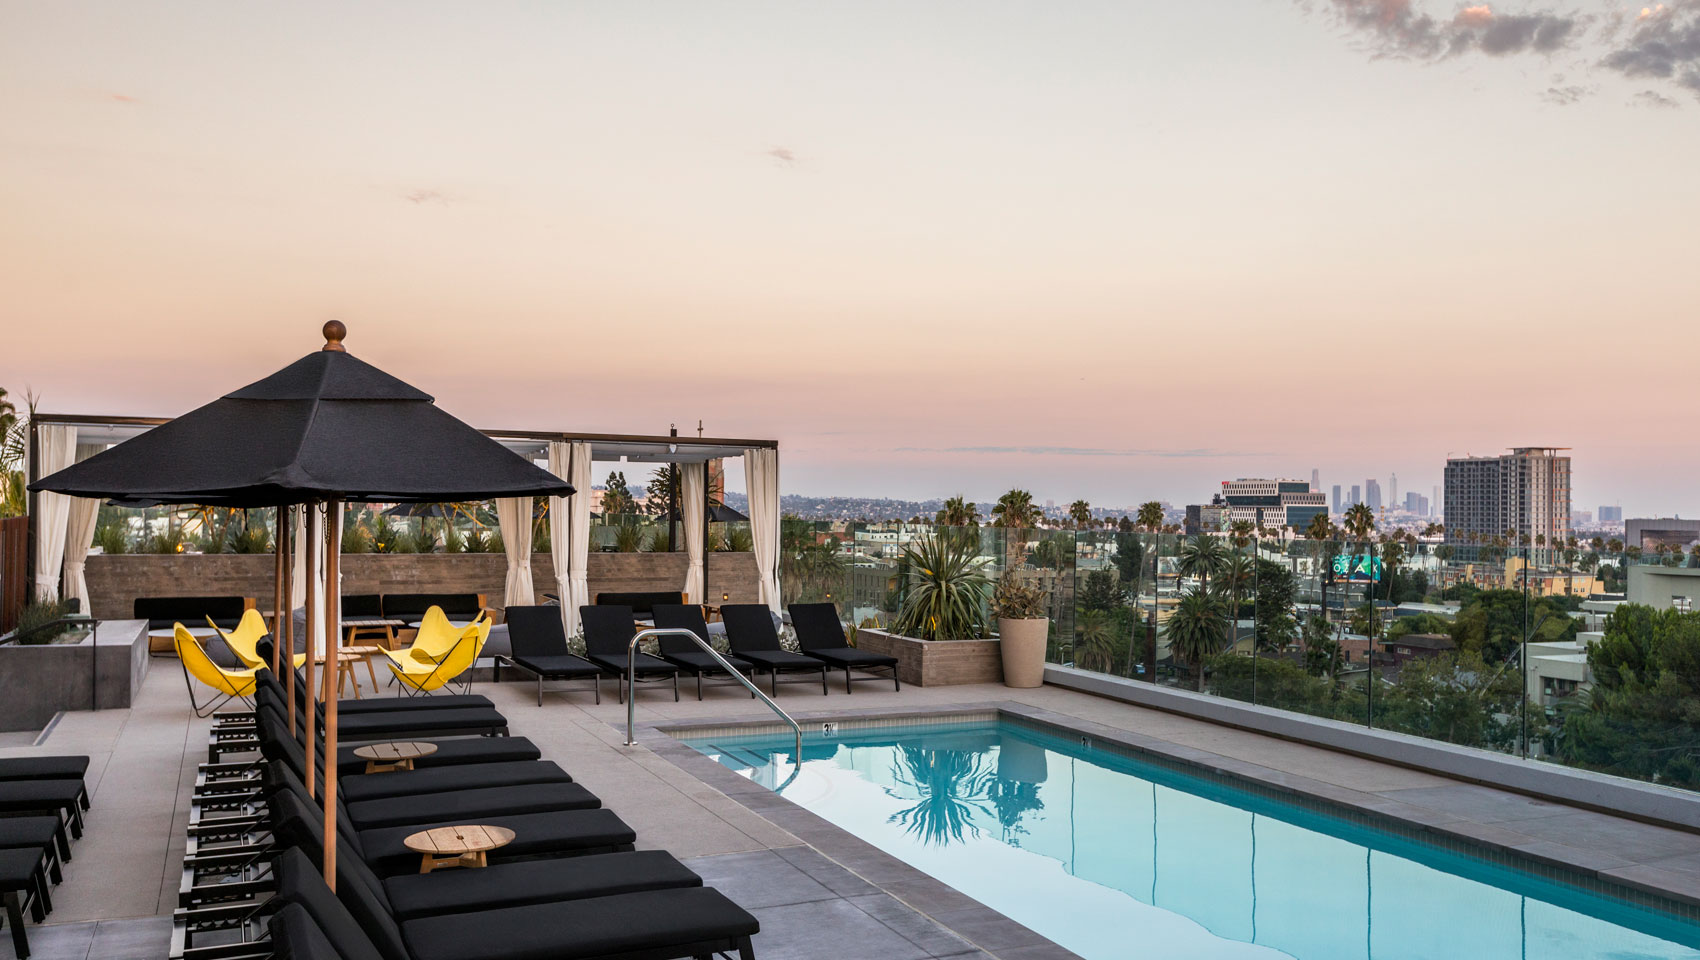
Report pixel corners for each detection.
[388,620,489,696]
[396,605,487,666]
[208,609,306,671]
[175,623,260,717]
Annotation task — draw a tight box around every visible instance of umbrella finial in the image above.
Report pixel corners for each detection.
[322,320,347,352]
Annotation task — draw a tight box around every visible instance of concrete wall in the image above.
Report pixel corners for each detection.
[0,620,149,732]
[1627,564,1700,611]
[84,552,760,619]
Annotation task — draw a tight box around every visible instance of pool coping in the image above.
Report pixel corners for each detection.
[636,699,1700,938]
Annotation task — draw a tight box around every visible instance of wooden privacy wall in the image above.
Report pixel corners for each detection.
[0,517,25,633]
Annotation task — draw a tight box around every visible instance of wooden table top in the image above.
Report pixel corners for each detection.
[403,825,514,857]
[338,645,387,657]
[344,618,407,628]
[352,741,438,763]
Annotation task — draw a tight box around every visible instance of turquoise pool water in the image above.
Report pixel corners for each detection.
[685,719,1700,960]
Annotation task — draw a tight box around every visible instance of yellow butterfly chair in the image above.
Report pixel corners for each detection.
[208,610,306,671]
[175,623,260,717]
[387,620,489,696]
[396,605,487,666]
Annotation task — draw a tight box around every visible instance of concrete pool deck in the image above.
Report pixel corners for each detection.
[7,661,1700,958]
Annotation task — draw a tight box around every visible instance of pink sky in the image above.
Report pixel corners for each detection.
[3,2,1696,514]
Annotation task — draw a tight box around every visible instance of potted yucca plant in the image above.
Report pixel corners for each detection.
[992,571,1048,688]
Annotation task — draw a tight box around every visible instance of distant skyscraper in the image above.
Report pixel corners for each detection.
[1433,485,1441,518]
[1600,506,1623,524]
[1444,447,1572,546]
[1311,468,1320,492]
[1332,485,1342,513]
[1350,484,1361,507]
[1390,474,1398,508]
[1365,478,1382,512]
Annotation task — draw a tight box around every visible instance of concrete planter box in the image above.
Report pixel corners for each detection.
[854,628,1003,687]
[0,620,150,732]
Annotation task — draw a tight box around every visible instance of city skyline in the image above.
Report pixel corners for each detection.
[5,3,1696,515]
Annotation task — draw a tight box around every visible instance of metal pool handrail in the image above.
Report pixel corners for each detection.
[624,627,803,764]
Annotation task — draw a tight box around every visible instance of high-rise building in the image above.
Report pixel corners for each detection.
[1311,468,1320,492]
[1432,485,1441,518]
[1390,474,1398,509]
[1443,448,1572,546]
[1365,478,1382,512]
[1332,485,1342,514]
[1350,484,1361,507]
[1600,506,1624,524]
[1216,479,1327,531]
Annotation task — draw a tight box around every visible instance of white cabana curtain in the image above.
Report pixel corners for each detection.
[61,443,104,612]
[291,507,308,611]
[681,462,705,603]
[31,425,77,601]
[550,442,592,637]
[744,447,781,612]
[496,497,535,607]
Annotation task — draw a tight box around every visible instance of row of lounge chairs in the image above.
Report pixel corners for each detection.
[179,669,760,960]
[0,755,92,958]
[498,602,899,705]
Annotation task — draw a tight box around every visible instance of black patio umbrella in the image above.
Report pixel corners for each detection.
[32,324,571,508]
[655,504,748,523]
[30,322,573,891]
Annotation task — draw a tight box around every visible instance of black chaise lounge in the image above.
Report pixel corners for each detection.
[254,649,497,714]
[650,605,754,700]
[0,782,86,840]
[720,605,828,695]
[256,676,509,741]
[264,769,633,878]
[273,844,759,960]
[270,790,706,922]
[0,846,54,958]
[579,606,679,703]
[498,606,603,705]
[788,602,901,693]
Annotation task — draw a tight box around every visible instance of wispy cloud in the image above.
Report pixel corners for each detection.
[1322,0,1580,60]
[894,445,1267,459]
[765,146,798,167]
[1542,83,1591,104]
[1600,2,1700,96]
[1631,87,1682,106]
[109,92,139,104]
[401,189,449,205]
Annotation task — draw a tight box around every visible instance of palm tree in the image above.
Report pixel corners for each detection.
[1167,590,1226,691]
[1228,519,1255,551]
[1304,511,1334,627]
[1074,609,1117,672]
[992,490,1041,529]
[1136,501,1164,535]
[935,496,980,527]
[1068,500,1093,530]
[1221,553,1255,651]
[1177,534,1227,595]
[1380,537,1404,602]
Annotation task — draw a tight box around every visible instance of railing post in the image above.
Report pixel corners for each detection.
[622,627,802,763]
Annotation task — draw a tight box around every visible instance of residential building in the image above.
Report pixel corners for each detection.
[1626,517,1700,552]
[1381,633,1454,669]
[1365,478,1382,512]
[1600,505,1624,524]
[1443,447,1572,547]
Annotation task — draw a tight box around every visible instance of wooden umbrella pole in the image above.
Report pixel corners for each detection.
[272,505,287,674]
[302,504,318,799]
[283,506,297,730]
[322,498,340,890]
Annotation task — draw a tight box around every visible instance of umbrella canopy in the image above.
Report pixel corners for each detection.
[31,323,572,507]
[653,503,748,523]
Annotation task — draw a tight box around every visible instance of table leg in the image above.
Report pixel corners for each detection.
[364,655,380,692]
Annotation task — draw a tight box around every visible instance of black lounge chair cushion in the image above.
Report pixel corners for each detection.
[0,757,89,782]
[382,850,702,920]
[508,654,600,679]
[0,817,61,849]
[336,737,540,779]
[333,707,507,739]
[403,887,760,960]
[346,781,600,829]
[0,779,84,812]
[270,903,355,960]
[0,848,44,890]
[338,760,573,803]
[660,650,753,674]
[593,591,682,615]
[134,595,246,630]
[356,808,635,876]
[735,648,824,670]
[332,693,494,715]
[586,652,677,677]
[803,646,898,668]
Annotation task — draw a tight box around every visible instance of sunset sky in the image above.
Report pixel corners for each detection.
[3,2,1697,515]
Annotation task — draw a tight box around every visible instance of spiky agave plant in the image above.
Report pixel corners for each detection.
[893,533,990,641]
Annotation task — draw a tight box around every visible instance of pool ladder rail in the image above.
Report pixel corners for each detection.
[622,627,804,776]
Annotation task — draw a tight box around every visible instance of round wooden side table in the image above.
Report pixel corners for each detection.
[352,740,438,774]
[403,825,515,874]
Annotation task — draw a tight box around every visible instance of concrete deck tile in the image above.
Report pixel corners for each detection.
[682,850,837,908]
[846,893,980,957]
[1376,783,1573,823]
[1506,811,1700,863]
[748,899,935,960]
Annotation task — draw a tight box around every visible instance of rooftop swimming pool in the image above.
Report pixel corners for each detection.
[684,717,1700,960]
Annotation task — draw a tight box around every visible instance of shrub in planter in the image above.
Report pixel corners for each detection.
[992,572,1049,688]
[892,534,990,642]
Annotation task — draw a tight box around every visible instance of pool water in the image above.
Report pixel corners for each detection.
[685,719,1700,960]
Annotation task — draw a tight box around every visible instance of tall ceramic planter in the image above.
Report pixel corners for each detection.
[997,617,1048,689]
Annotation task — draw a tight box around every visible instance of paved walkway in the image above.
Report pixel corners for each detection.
[6,654,1700,958]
